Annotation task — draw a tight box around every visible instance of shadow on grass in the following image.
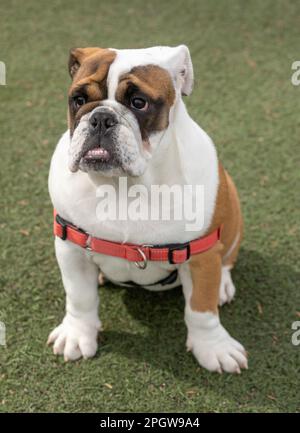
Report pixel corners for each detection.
[100,248,299,387]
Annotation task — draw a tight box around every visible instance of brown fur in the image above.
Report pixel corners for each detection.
[115,65,175,138]
[189,241,223,314]
[67,48,117,133]
[189,164,243,313]
[118,65,175,106]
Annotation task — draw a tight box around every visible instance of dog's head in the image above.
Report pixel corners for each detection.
[67,45,194,177]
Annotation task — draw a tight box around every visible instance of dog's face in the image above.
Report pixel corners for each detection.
[67,45,194,177]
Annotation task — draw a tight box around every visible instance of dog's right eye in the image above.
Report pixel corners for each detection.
[73,95,86,108]
[130,96,148,111]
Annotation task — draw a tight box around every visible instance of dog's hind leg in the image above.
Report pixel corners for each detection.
[179,242,248,374]
[218,170,243,306]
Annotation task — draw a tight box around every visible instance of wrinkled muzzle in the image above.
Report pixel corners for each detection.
[68,101,150,177]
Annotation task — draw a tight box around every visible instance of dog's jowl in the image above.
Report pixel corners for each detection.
[48,45,247,373]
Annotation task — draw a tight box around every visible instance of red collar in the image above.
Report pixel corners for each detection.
[53,210,221,269]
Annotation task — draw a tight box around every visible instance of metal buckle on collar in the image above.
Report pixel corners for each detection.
[85,235,92,251]
[134,248,148,270]
[134,244,153,270]
[168,242,191,264]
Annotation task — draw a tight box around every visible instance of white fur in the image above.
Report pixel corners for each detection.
[69,102,149,176]
[47,238,101,361]
[219,265,236,306]
[68,113,90,172]
[107,45,193,99]
[49,99,218,246]
[180,263,247,373]
[48,46,246,372]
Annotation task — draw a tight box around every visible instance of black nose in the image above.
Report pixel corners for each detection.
[89,111,117,134]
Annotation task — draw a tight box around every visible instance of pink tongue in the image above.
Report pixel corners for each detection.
[85,148,110,161]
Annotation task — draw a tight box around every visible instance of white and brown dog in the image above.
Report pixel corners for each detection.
[48,45,247,373]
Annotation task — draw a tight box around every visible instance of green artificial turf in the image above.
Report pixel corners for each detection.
[0,0,299,413]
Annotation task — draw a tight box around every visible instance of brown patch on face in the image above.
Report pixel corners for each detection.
[115,65,175,140]
[67,47,116,134]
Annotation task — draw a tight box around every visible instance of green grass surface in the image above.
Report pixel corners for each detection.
[0,0,300,413]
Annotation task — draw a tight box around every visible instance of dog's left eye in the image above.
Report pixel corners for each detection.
[73,95,86,108]
[130,96,148,111]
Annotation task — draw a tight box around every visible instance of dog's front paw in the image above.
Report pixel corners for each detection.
[187,326,248,374]
[47,314,101,361]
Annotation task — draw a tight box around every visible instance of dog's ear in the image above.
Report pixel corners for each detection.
[166,45,194,96]
[68,47,101,78]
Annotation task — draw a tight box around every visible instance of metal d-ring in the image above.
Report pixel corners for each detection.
[134,248,148,270]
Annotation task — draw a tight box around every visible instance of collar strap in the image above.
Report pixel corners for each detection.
[53,210,221,266]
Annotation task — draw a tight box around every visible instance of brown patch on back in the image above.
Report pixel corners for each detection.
[201,163,243,265]
[188,164,243,313]
[215,164,243,266]
[115,65,175,139]
[67,47,116,133]
[221,171,243,265]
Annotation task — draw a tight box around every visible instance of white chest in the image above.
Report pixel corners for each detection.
[49,127,218,287]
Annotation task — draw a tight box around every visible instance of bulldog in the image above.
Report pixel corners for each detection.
[48,45,248,373]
